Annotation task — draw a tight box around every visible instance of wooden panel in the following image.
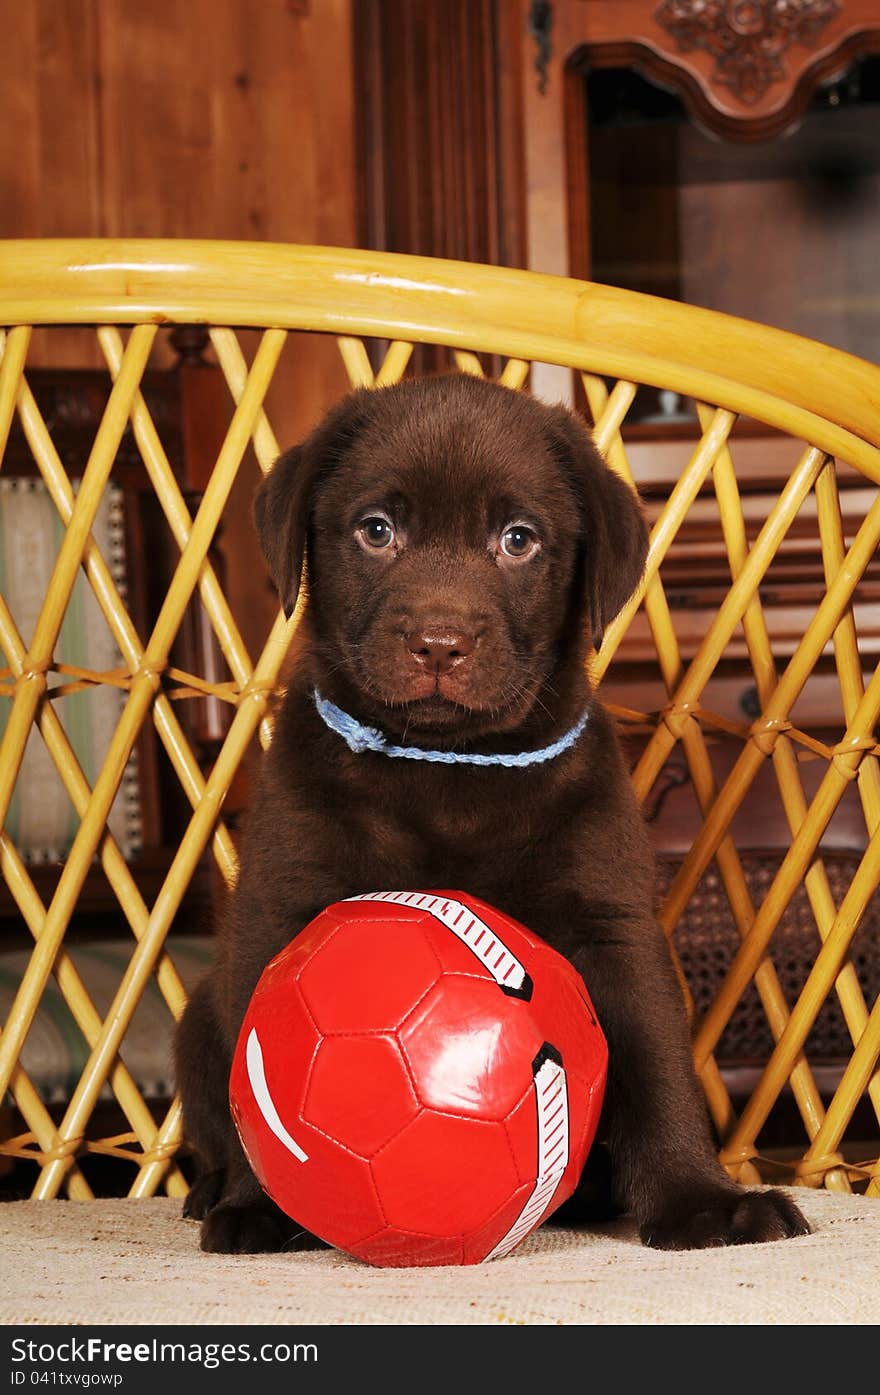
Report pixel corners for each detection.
[0,2,100,241]
[0,0,357,390]
[1,2,102,368]
[93,0,353,244]
[355,0,525,268]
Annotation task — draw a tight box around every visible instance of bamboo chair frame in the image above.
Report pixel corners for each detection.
[0,239,878,1200]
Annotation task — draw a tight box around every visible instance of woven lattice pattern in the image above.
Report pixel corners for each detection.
[0,243,878,1202]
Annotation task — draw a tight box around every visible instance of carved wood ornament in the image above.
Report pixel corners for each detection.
[655,0,841,105]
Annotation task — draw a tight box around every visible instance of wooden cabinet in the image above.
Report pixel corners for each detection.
[516,2,880,270]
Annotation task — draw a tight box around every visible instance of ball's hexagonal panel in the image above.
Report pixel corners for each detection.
[418,915,496,980]
[258,1120,387,1252]
[353,1227,465,1268]
[502,1083,542,1189]
[303,1034,419,1157]
[299,918,441,1033]
[529,947,604,1054]
[256,908,345,995]
[229,979,320,1148]
[399,975,543,1120]
[567,1068,606,1173]
[371,1111,520,1235]
[464,1180,536,1264]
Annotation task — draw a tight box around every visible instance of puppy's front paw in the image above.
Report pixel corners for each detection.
[200,1203,327,1254]
[182,1169,225,1221]
[640,1187,810,1250]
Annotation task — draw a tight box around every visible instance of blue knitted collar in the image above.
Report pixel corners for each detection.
[313,689,588,768]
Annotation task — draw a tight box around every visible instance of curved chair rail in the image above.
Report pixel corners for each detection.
[2,238,880,483]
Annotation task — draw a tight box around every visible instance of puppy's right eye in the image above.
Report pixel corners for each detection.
[356,516,396,551]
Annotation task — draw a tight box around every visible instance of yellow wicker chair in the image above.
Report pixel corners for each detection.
[0,239,878,1207]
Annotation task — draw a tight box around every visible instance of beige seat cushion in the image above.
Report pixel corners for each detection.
[3,1188,878,1325]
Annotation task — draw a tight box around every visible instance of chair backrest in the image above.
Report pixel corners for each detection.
[1,239,878,1202]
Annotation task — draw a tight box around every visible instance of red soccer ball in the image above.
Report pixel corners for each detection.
[229,891,607,1267]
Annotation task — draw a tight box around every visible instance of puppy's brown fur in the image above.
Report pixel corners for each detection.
[175,375,808,1253]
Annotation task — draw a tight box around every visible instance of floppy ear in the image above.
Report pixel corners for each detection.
[253,446,313,620]
[253,391,375,619]
[544,406,648,651]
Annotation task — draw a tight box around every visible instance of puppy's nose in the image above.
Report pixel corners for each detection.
[406,627,476,675]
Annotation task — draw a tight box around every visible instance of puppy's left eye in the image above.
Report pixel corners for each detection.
[499,523,540,561]
[356,515,396,551]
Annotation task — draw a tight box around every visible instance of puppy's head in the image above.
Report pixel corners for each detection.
[255,375,646,740]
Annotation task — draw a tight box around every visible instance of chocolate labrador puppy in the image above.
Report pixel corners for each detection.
[175,373,808,1254]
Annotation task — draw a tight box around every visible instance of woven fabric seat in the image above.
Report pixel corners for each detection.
[3,1188,879,1325]
[0,239,878,1212]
